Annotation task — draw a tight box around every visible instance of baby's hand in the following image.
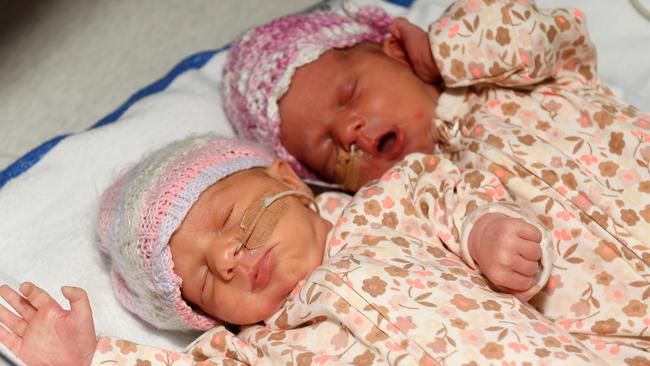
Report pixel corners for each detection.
[468,213,542,301]
[387,17,441,84]
[0,282,96,366]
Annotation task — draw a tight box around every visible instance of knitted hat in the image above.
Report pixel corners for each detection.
[97,134,274,330]
[222,1,391,178]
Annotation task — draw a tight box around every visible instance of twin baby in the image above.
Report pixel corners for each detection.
[3,0,650,364]
[0,133,556,366]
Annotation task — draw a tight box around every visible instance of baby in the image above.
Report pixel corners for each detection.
[4,133,608,366]
[223,0,650,192]
[224,0,650,361]
[2,134,648,365]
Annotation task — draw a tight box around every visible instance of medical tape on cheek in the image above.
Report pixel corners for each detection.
[333,146,363,192]
[240,191,288,250]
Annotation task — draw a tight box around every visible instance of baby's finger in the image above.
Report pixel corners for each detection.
[0,325,20,357]
[513,256,539,277]
[19,282,61,312]
[513,287,538,302]
[62,286,93,321]
[387,17,408,38]
[517,222,542,242]
[388,17,438,83]
[518,239,542,262]
[0,302,26,337]
[0,285,35,321]
[501,271,537,292]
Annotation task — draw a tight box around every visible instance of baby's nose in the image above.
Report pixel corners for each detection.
[214,240,241,281]
[334,115,366,150]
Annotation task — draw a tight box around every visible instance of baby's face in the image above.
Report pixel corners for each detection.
[279,42,441,190]
[169,163,332,326]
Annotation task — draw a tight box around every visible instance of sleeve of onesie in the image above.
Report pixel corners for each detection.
[428,0,598,88]
[400,153,552,296]
[90,327,252,366]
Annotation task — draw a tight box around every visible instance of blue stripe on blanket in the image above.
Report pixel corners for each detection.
[385,0,415,6]
[0,49,220,189]
[91,50,221,130]
[0,0,414,189]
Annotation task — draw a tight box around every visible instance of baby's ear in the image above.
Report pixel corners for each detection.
[265,159,312,195]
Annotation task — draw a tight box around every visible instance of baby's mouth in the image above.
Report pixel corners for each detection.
[251,248,274,292]
[375,129,403,160]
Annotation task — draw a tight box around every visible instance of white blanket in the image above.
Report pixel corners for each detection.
[1,0,649,362]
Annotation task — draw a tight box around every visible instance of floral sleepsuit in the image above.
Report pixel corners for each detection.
[429,0,650,363]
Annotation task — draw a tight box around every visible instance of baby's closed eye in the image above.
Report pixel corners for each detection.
[338,78,358,106]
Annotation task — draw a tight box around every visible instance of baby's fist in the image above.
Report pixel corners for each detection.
[468,213,542,300]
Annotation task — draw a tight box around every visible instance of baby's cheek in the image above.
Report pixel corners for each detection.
[413,110,425,121]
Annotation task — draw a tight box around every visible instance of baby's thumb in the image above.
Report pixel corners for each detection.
[62,286,93,319]
[514,284,542,302]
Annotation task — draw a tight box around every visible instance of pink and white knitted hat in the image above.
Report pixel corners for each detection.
[97,134,274,330]
[222,2,391,178]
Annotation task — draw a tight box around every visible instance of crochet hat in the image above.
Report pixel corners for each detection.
[222,1,391,178]
[97,134,274,330]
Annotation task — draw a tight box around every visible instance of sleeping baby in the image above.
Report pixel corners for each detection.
[221,0,650,362]
[0,134,647,365]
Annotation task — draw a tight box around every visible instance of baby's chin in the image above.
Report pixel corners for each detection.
[357,160,399,187]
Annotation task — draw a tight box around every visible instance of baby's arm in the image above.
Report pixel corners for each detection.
[403,154,550,300]
[429,0,597,88]
[0,282,96,366]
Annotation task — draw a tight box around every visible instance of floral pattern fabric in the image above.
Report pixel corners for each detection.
[430,0,650,363]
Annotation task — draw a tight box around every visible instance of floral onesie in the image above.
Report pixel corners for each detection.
[92,152,624,365]
[429,0,650,363]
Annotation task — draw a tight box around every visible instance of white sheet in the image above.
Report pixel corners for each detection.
[0,0,648,363]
